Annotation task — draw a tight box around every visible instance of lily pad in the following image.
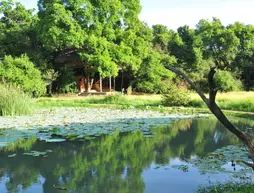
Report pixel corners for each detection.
[8,154,17,158]
[23,151,48,157]
[46,138,66,143]
[172,165,189,172]
[143,131,153,135]
[189,145,254,175]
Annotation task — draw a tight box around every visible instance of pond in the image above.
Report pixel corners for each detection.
[0,112,254,193]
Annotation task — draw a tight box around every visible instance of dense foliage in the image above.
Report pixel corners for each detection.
[0,55,46,97]
[0,0,253,95]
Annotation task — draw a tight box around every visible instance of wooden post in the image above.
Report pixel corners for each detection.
[100,76,102,92]
[109,77,111,92]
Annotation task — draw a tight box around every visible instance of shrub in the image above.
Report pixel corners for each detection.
[188,98,206,108]
[162,85,190,106]
[215,70,242,92]
[0,84,33,116]
[135,81,154,93]
[0,55,46,97]
[135,80,171,94]
[102,94,127,104]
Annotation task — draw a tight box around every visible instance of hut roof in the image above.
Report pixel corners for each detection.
[55,48,84,68]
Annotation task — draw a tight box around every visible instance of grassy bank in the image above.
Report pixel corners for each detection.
[36,94,162,108]
[189,92,254,112]
[36,92,254,113]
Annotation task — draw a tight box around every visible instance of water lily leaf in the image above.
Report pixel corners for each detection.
[46,139,66,143]
[172,165,189,172]
[8,154,17,158]
[23,151,48,157]
[143,131,153,135]
[49,127,61,133]
[189,145,254,176]
[84,136,96,140]
[23,152,34,156]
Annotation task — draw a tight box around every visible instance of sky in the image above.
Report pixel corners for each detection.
[19,0,254,30]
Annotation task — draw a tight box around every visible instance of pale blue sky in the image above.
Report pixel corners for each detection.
[19,0,254,30]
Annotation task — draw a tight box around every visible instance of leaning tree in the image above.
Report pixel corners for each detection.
[166,18,254,166]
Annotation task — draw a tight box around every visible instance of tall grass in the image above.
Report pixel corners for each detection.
[0,84,33,116]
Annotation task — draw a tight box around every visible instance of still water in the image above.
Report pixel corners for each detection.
[0,117,252,193]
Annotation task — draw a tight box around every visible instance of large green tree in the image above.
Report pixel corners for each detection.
[37,0,151,91]
[229,22,254,90]
[0,0,58,95]
[0,0,34,57]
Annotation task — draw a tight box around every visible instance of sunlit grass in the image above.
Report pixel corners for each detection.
[36,94,161,108]
[190,91,254,99]
[36,92,254,113]
[189,92,254,112]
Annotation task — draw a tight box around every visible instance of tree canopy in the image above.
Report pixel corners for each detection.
[37,0,149,79]
[0,1,253,94]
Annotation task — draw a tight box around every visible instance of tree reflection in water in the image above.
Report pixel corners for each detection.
[0,117,248,193]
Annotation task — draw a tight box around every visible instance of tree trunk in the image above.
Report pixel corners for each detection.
[85,71,89,92]
[90,78,94,90]
[85,71,92,92]
[47,83,52,97]
[113,78,116,91]
[121,70,124,91]
[109,77,111,92]
[100,76,102,92]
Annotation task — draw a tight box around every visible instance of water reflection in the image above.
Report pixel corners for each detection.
[0,117,248,193]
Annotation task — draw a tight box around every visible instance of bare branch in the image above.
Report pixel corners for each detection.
[241,161,254,170]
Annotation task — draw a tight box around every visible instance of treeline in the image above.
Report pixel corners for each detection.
[0,0,253,97]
